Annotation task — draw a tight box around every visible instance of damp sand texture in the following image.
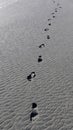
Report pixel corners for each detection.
[0,0,73,130]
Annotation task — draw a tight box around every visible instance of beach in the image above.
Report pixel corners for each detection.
[0,0,73,129]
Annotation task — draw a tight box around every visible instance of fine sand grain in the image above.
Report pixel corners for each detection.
[0,0,73,130]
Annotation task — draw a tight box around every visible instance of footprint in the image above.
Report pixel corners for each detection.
[32,103,37,109]
[30,103,39,121]
[53,0,55,3]
[59,6,62,8]
[53,16,55,18]
[48,18,51,21]
[51,13,55,15]
[38,55,43,63]
[30,110,38,121]
[57,3,60,6]
[47,35,50,39]
[27,72,36,81]
[48,23,51,26]
[55,8,58,12]
[39,44,45,48]
[44,28,49,31]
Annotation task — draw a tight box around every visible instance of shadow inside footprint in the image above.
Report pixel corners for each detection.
[39,44,45,48]
[48,18,51,21]
[53,0,55,3]
[53,16,55,18]
[44,28,49,31]
[30,110,38,121]
[55,8,58,12]
[48,23,51,26]
[27,72,36,81]
[59,6,62,8]
[57,3,60,6]
[32,103,37,109]
[38,56,43,63]
[51,13,55,15]
[47,35,50,39]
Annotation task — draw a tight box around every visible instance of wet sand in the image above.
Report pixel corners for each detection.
[0,0,73,129]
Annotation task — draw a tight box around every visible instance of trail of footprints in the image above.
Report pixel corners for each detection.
[26,0,62,124]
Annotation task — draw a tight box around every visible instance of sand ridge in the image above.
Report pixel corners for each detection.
[0,0,73,129]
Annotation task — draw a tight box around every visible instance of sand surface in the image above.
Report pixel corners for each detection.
[0,0,18,8]
[0,0,73,130]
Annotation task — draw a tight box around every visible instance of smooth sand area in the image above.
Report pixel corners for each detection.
[0,0,73,129]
